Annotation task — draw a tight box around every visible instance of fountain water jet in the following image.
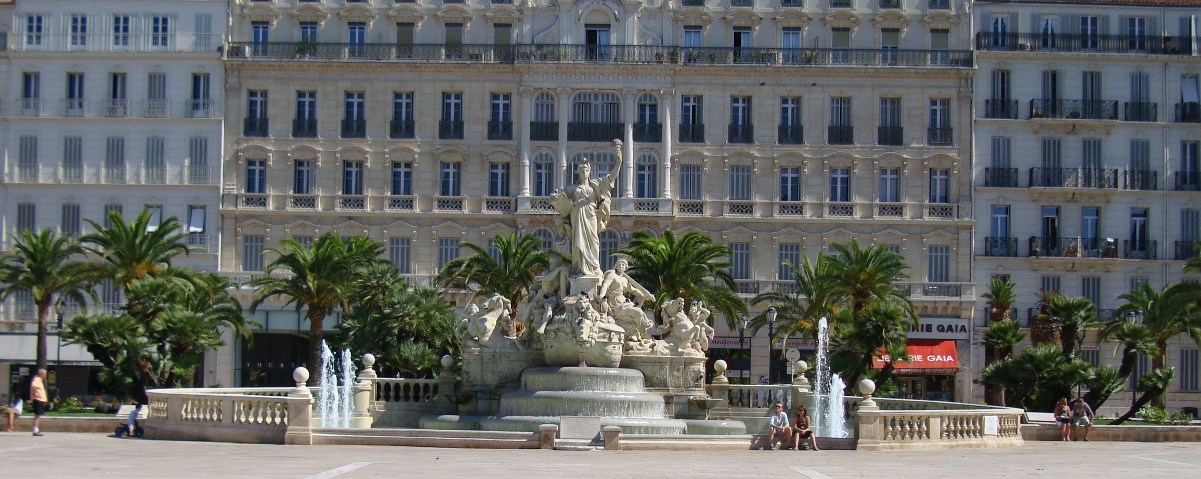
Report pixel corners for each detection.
[318,340,354,428]
[814,317,848,438]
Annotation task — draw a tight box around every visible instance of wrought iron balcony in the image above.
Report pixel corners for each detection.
[975,32,1195,55]
[1175,240,1199,260]
[389,119,415,139]
[1124,102,1158,122]
[1028,168,1118,188]
[634,123,661,143]
[778,125,803,145]
[439,120,464,140]
[984,99,1018,119]
[1123,240,1158,260]
[829,126,854,145]
[984,168,1019,187]
[679,123,705,143]
[1176,102,1200,123]
[188,100,213,118]
[1122,170,1158,190]
[224,42,972,69]
[728,124,753,144]
[1028,236,1118,258]
[292,118,318,138]
[880,0,900,8]
[100,99,128,118]
[1175,172,1201,191]
[928,127,953,146]
[341,119,367,138]
[244,118,269,137]
[877,126,903,146]
[567,122,622,142]
[984,237,1019,257]
[530,121,558,141]
[1029,99,1118,120]
[488,120,513,141]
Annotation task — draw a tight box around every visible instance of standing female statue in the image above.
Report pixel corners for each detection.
[551,139,623,276]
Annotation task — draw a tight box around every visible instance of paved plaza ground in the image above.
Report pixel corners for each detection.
[1,432,1198,478]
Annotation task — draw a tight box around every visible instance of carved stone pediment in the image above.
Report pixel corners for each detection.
[387,5,426,24]
[241,4,280,23]
[436,6,474,24]
[820,11,860,29]
[920,11,959,30]
[290,4,330,23]
[870,11,909,30]
[337,5,378,23]
[723,9,761,29]
[485,6,522,24]
[774,11,813,29]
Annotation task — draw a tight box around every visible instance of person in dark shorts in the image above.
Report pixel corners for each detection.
[791,406,820,451]
[1055,397,1072,441]
[30,369,48,437]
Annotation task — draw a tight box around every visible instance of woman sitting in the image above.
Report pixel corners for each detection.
[792,406,820,451]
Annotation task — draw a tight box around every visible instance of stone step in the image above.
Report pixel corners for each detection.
[316,427,532,441]
[312,431,539,449]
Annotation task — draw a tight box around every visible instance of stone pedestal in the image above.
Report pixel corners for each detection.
[570,275,601,296]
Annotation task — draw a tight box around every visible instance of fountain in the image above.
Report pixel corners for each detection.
[814,317,849,438]
[317,340,354,429]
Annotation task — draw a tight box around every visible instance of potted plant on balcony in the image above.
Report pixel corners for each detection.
[1102,238,1118,258]
[803,51,816,64]
[295,39,317,58]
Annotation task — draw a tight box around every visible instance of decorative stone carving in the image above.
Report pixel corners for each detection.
[551,139,623,276]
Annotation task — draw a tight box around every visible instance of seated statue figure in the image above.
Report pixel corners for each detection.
[660,297,703,356]
[597,258,654,341]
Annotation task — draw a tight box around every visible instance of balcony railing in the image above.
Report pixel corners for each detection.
[984,237,1019,257]
[1175,241,1198,260]
[143,99,169,118]
[293,118,318,138]
[728,124,753,144]
[189,100,213,118]
[187,165,213,185]
[439,120,464,140]
[1028,168,1119,188]
[679,123,705,143]
[1175,172,1201,191]
[633,123,662,143]
[488,120,513,140]
[390,119,415,139]
[1122,170,1157,191]
[342,119,367,138]
[1176,102,1200,123]
[903,283,964,299]
[100,99,128,118]
[1028,236,1118,258]
[9,33,223,53]
[1123,102,1157,122]
[530,121,558,141]
[928,127,953,146]
[244,118,269,137]
[17,98,41,116]
[877,126,903,146]
[829,126,854,145]
[984,168,1019,187]
[1029,99,1118,120]
[225,42,972,68]
[568,122,623,142]
[778,125,803,145]
[1123,240,1158,260]
[984,99,1018,119]
[62,98,87,116]
[975,32,1195,55]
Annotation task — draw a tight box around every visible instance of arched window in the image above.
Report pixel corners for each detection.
[600,229,620,271]
[635,153,658,199]
[533,227,555,251]
[534,92,556,122]
[531,151,556,197]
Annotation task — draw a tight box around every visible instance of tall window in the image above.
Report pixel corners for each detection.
[61,204,81,236]
[246,159,267,193]
[1182,349,1200,392]
[440,162,461,196]
[1130,208,1149,255]
[66,72,86,112]
[571,92,621,124]
[729,166,752,200]
[22,72,40,103]
[929,169,949,203]
[103,204,123,228]
[881,28,900,63]
[299,21,318,43]
[1080,15,1099,49]
[248,90,268,119]
[637,94,658,125]
[830,97,853,144]
[491,93,512,122]
[600,230,620,271]
[392,92,414,138]
[191,73,211,115]
[929,99,951,145]
[70,15,88,47]
[251,21,269,54]
[437,238,460,270]
[343,161,364,195]
[683,26,702,49]
[187,206,206,238]
[679,164,702,200]
[781,27,802,62]
[830,168,850,202]
[391,162,413,195]
[389,238,412,274]
[345,91,365,120]
[441,92,463,139]
[532,152,555,196]
[26,14,44,46]
[681,95,703,142]
[17,136,38,182]
[778,243,802,280]
[879,168,899,202]
[242,235,264,271]
[729,243,751,280]
[151,16,171,47]
[879,97,901,145]
[144,137,165,183]
[63,137,82,183]
[1127,17,1147,50]
[927,245,951,282]
[1082,277,1102,309]
[1082,207,1100,242]
[780,167,801,201]
[489,163,510,197]
[16,203,36,233]
[105,137,126,183]
[347,21,366,56]
[636,154,658,198]
[990,205,1011,239]
[729,96,752,143]
[296,91,316,120]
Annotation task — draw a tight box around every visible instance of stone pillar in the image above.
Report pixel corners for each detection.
[707,359,731,409]
[557,88,570,189]
[854,379,881,451]
[518,88,533,199]
[621,89,636,202]
[285,367,315,445]
[351,354,377,428]
[539,423,558,449]
[602,426,622,450]
[659,88,674,202]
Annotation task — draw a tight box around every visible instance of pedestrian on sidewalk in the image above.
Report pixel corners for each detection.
[30,369,48,437]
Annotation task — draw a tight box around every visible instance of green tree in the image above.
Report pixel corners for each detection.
[79,209,192,288]
[981,320,1025,406]
[831,302,911,388]
[823,239,915,326]
[250,234,384,385]
[436,233,554,326]
[981,343,1090,410]
[1044,294,1099,360]
[981,278,1017,322]
[750,255,837,342]
[1081,366,1125,412]
[616,230,746,329]
[980,278,1018,405]
[1097,320,1157,382]
[0,229,95,371]
[1114,281,1201,407]
[1111,368,1176,425]
[1185,241,1201,274]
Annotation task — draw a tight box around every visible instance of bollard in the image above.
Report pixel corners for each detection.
[602,426,622,450]
[285,367,315,445]
[539,424,558,449]
[707,359,730,409]
[351,354,377,428]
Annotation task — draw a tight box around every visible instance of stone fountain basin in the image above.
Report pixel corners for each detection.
[420,414,687,435]
[520,366,647,392]
[498,390,668,417]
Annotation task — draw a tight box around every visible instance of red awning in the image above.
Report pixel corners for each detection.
[872,339,959,374]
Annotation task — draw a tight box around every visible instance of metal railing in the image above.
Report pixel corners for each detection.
[633,123,661,143]
[439,120,464,140]
[777,125,803,145]
[1029,99,1118,120]
[877,126,903,146]
[975,32,1196,55]
[1123,170,1157,190]
[1123,102,1157,122]
[1028,168,1118,188]
[927,127,953,146]
[1123,240,1158,260]
[530,122,558,141]
[342,119,367,138]
[390,119,415,139]
[225,42,972,68]
[1174,171,1201,191]
[983,168,1019,187]
[679,123,705,143]
[1028,236,1119,258]
[1175,241,1199,260]
[568,122,622,142]
[488,120,513,140]
[8,33,223,53]
[244,118,269,137]
[983,237,1018,257]
[728,124,753,144]
[292,118,318,138]
[188,100,213,118]
[829,126,854,145]
[1176,102,1201,123]
[983,99,1018,119]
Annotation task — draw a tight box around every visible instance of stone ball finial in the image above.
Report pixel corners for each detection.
[441,355,455,369]
[362,353,376,369]
[794,360,808,374]
[293,367,310,385]
[857,378,876,396]
[713,359,727,374]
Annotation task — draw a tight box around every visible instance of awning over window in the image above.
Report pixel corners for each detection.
[872,339,959,374]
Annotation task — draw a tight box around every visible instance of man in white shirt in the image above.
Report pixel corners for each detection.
[767,402,791,449]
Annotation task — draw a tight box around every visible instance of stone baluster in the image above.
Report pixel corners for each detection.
[285,367,314,445]
[854,379,882,451]
[351,353,377,428]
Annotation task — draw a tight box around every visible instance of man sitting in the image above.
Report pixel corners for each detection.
[767,402,792,450]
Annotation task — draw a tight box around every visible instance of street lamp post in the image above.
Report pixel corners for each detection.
[54,300,65,394]
[766,306,778,384]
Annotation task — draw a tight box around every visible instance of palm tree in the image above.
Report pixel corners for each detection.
[436,232,554,325]
[0,229,95,371]
[981,278,1016,322]
[1097,320,1157,381]
[250,233,384,385]
[750,255,837,342]
[823,239,915,325]
[616,230,746,330]
[982,320,1026,405]
[80,209,192,288]
[1044,294,1098,360]
[980,278,1017,405]
[832,302,911,387]
[1112,368,1175,425]
[1114,281,1201,407]
[1185,241,1201,273]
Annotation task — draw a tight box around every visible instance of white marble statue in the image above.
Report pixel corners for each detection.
[660,297,705,357]
[551,139,623,276]
[462,294,515,349]
[597,258,654,341]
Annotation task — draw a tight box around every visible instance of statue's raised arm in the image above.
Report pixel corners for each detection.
[598,139,623,193]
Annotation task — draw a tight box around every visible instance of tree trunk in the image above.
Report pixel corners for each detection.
[1112,390,1158,425]
[35,298,52,372]
[1152,348,1167,409]
[307,308,327,387]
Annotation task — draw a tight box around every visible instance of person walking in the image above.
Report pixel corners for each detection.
[30,369,48,437]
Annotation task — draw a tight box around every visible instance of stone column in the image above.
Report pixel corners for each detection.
[660,88,674,201]
[518,88,533,201]
[285,367,315,445]
[557,88,570,189]
[621,89,636,203]
[350,354,377,428]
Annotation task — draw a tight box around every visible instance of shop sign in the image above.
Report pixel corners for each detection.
[908,317,969,340]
